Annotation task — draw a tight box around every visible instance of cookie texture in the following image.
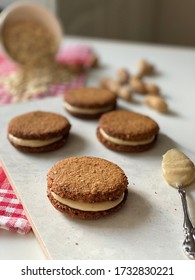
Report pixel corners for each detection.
[8,111,71,152]
[8,111,71,140]
[64,87,116,118]
[97,110,159,152]
[47,156,128,219]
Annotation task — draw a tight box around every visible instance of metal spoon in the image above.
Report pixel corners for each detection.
[178,186,195,259]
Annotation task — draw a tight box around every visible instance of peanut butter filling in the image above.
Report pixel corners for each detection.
[63,101,114,115]
[99,128,155,146]
[8,134,63,147]
[51,191,125,211]
[162,149,195,187]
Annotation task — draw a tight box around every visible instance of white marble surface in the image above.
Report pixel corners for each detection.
[0,36,195,259]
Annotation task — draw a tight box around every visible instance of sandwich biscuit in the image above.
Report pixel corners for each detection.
[8,111,71,152]
[97,110,159,152]
[64,87,116,118]
[47,156,128,219]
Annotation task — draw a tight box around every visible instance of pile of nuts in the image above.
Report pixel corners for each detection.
[100,59,168,114]
[0,20,73,102]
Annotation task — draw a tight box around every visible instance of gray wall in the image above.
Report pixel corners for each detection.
[57,0,195,47]
[155,0,195,46]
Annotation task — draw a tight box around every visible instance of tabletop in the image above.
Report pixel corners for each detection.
[0,36,195,260]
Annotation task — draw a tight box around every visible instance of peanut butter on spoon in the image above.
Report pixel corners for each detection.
[162,149,195,188]
[162,149,195,259]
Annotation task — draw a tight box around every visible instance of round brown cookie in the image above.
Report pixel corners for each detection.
[47,156,128,219]
[96,110,159,152]
[8,111,71,153]
[64,87,117,119]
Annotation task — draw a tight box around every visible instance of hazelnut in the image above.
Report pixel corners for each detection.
[116,68,130,84]
[144,83,160,95]
[136,59,155,78]
[129,77,146,94]
[144,95,168,113]
[100,78,120,93]
[117,86,133,101]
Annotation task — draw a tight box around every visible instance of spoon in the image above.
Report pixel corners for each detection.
[178,185,195,259]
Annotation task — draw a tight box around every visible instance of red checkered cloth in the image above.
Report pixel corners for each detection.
[0,167,31,234]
